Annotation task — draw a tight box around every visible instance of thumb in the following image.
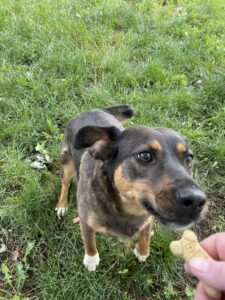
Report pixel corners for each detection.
[188,258,225,291]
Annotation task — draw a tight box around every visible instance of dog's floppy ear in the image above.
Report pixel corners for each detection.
[74,126,121,160]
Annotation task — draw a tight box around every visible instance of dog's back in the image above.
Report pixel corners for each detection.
[65,105,134,146]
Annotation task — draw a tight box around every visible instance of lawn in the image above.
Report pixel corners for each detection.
[0,0,224,299]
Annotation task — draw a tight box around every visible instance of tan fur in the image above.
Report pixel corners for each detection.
[139,215,154,231]
[87,214,107,233]
[149,140,162,151]
[114,165,155,216]
[56,158,74,211]
[80,221,97,256]
[135,217,154,256]
[177,142,187,153]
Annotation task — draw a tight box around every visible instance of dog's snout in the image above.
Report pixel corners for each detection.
[175,188,206,214]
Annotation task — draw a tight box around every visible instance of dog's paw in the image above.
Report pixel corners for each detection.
[134,248,149,262]
[83,253,100,271]
[55,206,68,219]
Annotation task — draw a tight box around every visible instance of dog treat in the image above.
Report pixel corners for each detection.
[170,230,221,299]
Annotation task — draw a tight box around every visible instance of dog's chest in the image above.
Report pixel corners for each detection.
[107,215,150,237]
[88,212,150,237]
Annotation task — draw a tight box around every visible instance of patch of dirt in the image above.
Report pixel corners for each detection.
[194,191,225,240]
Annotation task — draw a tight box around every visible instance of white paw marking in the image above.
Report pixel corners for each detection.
[134,248,149,262]
[55,207,68,219]
[83,253,100,271]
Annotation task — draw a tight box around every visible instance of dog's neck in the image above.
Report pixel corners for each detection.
[91,160,125,214]
[88,159,151,237]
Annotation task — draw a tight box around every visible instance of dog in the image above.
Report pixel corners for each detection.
[55,105,207,271]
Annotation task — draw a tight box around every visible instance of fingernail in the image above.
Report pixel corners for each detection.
[189,258,210,273]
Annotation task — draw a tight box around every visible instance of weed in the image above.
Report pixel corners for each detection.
[0,241,35,299]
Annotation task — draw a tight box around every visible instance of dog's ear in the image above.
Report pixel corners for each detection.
[74,126,121,160]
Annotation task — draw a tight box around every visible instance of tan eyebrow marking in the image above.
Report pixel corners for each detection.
[177,143,187,153]
[149,140,162,151]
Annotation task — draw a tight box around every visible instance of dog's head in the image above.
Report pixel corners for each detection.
[75,125,207,230]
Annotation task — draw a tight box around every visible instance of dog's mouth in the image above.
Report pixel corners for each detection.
[141,199,195,230]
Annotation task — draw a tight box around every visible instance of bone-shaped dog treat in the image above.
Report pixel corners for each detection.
[170,230,221,299]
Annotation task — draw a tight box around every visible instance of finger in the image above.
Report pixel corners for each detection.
[194,281,222,300]
[184,261,191,273]
[188,258,225,291]
[195,282,211,300]
[200,233,225,261]
[195,282,225,300]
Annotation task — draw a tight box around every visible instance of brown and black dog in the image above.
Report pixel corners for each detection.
[56,105,207,271]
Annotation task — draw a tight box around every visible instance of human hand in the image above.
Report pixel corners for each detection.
[185,232,225,300]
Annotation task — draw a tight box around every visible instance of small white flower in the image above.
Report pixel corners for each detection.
[35,154,45,163]
[0,243,7,253]
[44,154,53,163]
[31,161,46,169]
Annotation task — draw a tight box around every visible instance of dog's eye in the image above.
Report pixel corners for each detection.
[185,153,194,164]
[137,152,152,163]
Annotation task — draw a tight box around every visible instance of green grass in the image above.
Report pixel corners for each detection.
[0,0,225,299]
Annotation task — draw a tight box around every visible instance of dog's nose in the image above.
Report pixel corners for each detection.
[175,188,206,215]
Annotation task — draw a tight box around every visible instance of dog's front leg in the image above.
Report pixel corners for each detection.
[134,217,154,262]
[56,146,74,219]
[80,221,100,271]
